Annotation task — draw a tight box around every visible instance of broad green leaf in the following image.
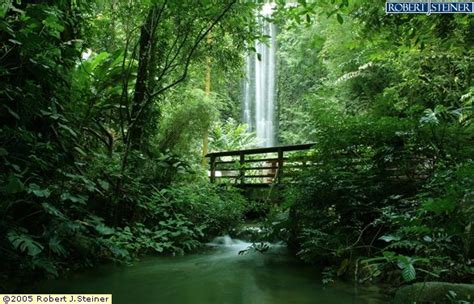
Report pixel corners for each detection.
[382,251,396,259]
[28,183,51,198]
[95,224,115,236]
[5,175,24,194]
[397,256,416,282]
[42,15,65,38]
[60,192,87,204]
[7,231,44,256]
[98,179,110,191]
[32,257,58,277]
[42,203,66,219]
[74,146,87,156]
[0,1,11,18]
[3,105,20,119]
[422,198,455,214]
[401,264,416,282]
[379,234,401,242]
[8,38,22,45]
[48,236,66,256]
[90,52,110,70]
[58,123,77,137]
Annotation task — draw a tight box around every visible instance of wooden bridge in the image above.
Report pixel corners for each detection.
[206,143,315,187]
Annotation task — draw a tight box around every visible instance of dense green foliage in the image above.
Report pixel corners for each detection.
[276,0,473,286]
[1,0,472,295]
[0,0,259,288]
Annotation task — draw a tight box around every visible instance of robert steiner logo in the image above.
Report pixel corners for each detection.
[386,0,474,14]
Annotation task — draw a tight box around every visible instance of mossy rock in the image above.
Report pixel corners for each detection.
[393,282,474,303]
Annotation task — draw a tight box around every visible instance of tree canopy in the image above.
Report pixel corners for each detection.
[0,0,472,295]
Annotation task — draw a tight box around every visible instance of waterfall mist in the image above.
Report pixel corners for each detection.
[243,4,277,148]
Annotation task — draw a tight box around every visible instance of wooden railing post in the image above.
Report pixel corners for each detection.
[277,148,284,183]
[240,153,245,184]
[210,156,216,183]
[206,143,315,186]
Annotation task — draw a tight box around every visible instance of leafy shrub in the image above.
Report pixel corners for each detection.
[146,181,246,238]
[362,161,474,284]
[104,180,246,258]
[284,114,473,284]
[209,118,256,152]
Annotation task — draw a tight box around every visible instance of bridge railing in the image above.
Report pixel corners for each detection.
[205,143,315,186]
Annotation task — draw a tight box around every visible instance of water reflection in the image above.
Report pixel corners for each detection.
[34,236,387,304]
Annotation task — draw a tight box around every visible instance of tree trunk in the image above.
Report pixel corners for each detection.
[128,6,157,150]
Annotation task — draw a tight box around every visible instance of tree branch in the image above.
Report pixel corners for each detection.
[149,0,237,99]
[127,0,237,137]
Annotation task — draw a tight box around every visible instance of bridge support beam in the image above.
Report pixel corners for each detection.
[206,143,315,187]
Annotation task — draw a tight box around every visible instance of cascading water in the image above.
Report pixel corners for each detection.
[35,233,388,303]
[243,3,277,147]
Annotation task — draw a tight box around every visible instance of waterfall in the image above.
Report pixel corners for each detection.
[243,3,277,147]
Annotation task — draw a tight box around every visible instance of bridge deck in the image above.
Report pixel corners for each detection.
[205,143,315,187]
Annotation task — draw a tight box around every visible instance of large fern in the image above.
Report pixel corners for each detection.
[7,231,44,257]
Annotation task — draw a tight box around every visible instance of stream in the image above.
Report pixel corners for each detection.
[34,236,388,304]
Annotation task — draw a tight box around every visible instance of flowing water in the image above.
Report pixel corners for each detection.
[33,236,388,304]
[243,3,277,147]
